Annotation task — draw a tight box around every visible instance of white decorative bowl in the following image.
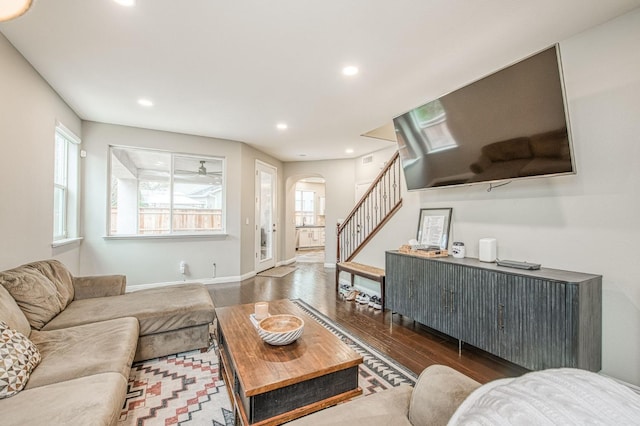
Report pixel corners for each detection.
[257,314,304,345]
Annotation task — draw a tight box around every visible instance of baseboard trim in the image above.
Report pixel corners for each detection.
[127,273,250,292]
[279,257,297,266]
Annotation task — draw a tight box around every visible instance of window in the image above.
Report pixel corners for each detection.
[109,146,225,236]
[410,100,457,153]
[53,124,80,242]
[294,190,315,226]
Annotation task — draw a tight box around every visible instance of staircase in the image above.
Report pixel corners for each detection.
[335,151,403,305]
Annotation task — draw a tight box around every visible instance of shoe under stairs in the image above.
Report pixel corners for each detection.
[336,261,386,308]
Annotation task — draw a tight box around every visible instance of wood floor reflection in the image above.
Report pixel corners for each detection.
[208,262,527,384]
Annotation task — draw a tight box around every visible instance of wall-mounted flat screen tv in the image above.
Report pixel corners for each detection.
[393,45,575,191]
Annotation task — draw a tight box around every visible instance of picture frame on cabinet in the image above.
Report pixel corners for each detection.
[416,207,452,250]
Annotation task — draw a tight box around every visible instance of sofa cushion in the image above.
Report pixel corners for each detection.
[135,322,210,362]
[0,265,65,330]
[0,372,127,426]
[0,286,31,338]
[0,321,41,399]
[408,365,481,426]
[481,137,532,161]
[288,384,413,426]
[42,283,215,335]
[26,317,138,389]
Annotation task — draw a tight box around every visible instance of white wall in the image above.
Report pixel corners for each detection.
[0,33,82,273]
[81,123,284,284]
[81,122,247,285]
[354,146,398,195]
[356,9,640,385]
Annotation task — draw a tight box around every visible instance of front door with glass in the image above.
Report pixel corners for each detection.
[255,161,277,272]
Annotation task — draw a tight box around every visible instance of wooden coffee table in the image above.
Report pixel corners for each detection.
[215,299,363,425]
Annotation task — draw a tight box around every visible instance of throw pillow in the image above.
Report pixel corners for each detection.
[0,267,64,329]
[0,320,41,399]
[27,260,75,309]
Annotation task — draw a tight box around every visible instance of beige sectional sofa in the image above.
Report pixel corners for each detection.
[289,364,640,425]
[288,364,481,426]
[0,259,215,426]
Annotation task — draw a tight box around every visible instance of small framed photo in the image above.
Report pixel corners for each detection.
[416,208,453,250]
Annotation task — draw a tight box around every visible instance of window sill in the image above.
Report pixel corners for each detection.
[103,233,228,241]
[51,237,84,248]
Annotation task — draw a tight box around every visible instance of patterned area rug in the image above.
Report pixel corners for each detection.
[118,345,233,426]
[118,300,416,425]
[292,299,417,393]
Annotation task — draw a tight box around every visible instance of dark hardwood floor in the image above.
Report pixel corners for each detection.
[208,262,528,384]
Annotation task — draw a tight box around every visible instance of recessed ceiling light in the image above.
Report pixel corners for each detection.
[276,123,288,130]
[0,0,32,22]
[137,98,153,107]
[345,148,354,154]
[342,66,359,76]
[114,0,135,6]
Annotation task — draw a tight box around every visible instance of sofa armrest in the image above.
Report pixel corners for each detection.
[470,154,492,174]
[72,275,126,300]
[408,365,481,426]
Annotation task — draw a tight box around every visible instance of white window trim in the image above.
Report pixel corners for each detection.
[56,121,81,145]
[53,122,81,243]
[103,233,228,240]
[107,145,227,237]
[295,190,315,226]
[51,237,84,248]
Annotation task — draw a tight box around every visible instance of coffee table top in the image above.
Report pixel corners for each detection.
[215,299,362,397]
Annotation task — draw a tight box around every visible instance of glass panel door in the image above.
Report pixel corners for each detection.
[256,161,277,272]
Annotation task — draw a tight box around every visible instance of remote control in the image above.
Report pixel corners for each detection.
[496,259,541,270]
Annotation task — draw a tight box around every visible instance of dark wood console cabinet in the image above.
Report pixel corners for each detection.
[385,251,602,371]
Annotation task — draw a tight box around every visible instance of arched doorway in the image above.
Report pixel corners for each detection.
[284,174,326,265]
[294,177,326,263]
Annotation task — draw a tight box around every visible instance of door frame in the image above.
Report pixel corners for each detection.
[255,160,278,273]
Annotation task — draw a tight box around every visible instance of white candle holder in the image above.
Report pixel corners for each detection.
[254,302,269,321]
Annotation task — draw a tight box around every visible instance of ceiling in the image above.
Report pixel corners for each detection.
[2,1,639,162]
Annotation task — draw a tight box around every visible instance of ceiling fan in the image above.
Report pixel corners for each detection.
[197,160,209,176]
[177,160,221,176]
[174,160,222,179]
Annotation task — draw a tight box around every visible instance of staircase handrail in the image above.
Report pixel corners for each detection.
[336,151,402,264]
